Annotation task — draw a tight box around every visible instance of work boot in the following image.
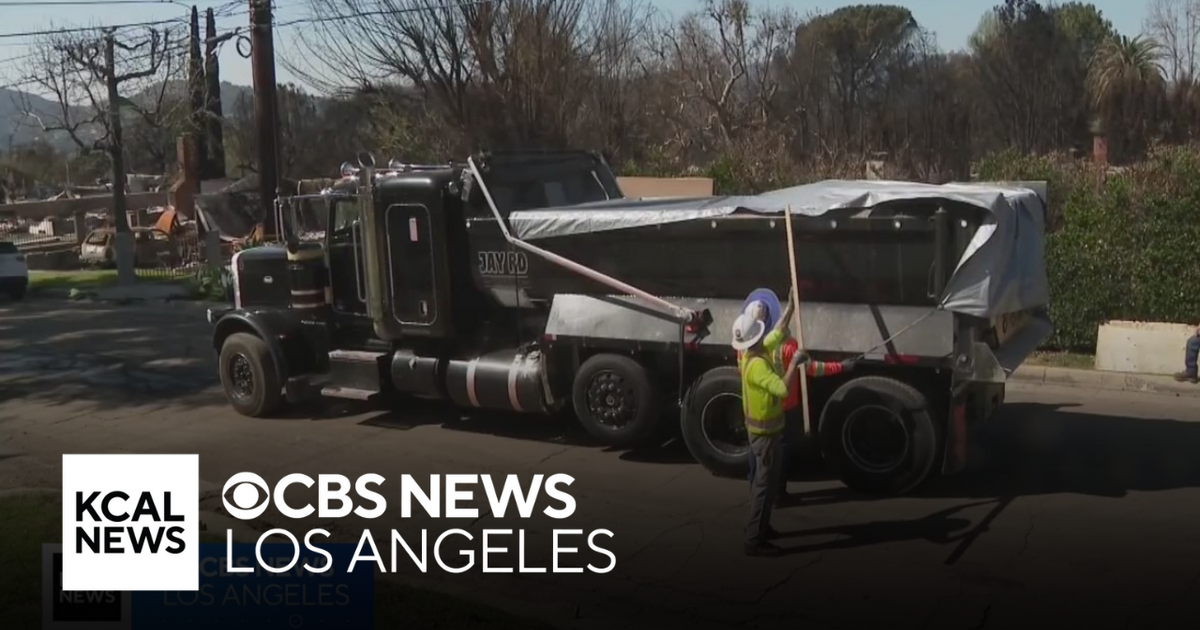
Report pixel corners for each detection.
[1174,371,1198,384]
[744,541,783,557]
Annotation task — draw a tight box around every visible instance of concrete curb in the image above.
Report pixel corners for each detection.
[26,287,224,308]
[1011,365,1200,398]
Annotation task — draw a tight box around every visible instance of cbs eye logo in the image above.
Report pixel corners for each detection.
[222,472,270,520]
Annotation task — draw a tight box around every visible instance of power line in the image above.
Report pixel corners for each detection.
[0,0,296,42]
[0,1,214,6]
[2,35,191,90]
[0,17,183,40]
[273,0,494,28]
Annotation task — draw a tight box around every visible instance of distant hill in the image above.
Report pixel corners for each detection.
[0,81,256,154]
[0,87,87,152]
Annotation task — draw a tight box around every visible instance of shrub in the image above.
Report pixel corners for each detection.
[981,146,1200,351]
[190,265,232,302]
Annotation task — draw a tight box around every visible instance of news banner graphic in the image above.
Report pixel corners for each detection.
[51,454,615,628]
[218,470,617,575]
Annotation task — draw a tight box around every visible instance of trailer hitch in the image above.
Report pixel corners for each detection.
[684,308,714,347]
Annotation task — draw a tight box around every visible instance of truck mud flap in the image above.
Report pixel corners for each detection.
[942,385,969,475]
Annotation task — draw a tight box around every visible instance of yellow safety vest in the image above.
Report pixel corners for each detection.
[737,351,786,436]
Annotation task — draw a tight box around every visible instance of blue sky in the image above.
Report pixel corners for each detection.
[0,0,1159,91]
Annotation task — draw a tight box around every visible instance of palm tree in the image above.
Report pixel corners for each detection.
[1087,35,1166,162]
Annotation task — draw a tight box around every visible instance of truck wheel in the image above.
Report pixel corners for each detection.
[681,367,748,477]
[819,376,939,496]
[219,332,283,418]
[571,354,660,448]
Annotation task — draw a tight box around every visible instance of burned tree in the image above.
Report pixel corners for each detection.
[18,26,182,283]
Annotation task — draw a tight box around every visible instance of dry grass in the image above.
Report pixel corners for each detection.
[1025,351,1095,369]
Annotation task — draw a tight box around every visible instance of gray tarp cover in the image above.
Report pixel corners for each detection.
[507,179,1049,319]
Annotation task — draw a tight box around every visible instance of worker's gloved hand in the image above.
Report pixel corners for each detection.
[840,358,858,371]
[791,351,810,368]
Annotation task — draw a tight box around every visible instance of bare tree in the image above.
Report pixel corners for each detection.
[17,26,183,283]
[649,0,794,160]
[226,84,372,179]
[285,0,657,155]
[18,28,182,161]
[1146,0,1200,85]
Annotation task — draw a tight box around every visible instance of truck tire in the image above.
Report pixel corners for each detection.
[818,376,939,496]
[681,367,748,477]
[571,354,660,448]
[219,332,283,418]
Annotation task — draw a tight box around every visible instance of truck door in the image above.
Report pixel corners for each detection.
[325,197,371,324]
[385,203,438,326]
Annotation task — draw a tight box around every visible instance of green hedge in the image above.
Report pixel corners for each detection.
[978,147,1200,351]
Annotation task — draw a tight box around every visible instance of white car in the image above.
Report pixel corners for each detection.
[0,240,28,300]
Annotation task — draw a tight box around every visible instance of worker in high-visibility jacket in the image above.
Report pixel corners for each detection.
[732,299,808,557]
[738,297,857,508]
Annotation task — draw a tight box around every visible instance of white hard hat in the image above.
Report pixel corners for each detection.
[731,312,766,351]
[745,300,767,323]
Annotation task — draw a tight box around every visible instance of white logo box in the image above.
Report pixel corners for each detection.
[61,454,200,592]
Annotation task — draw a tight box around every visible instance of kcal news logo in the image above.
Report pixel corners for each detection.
[61,454,200,592]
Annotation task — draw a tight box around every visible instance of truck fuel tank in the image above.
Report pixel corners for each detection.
[391,349,549,413]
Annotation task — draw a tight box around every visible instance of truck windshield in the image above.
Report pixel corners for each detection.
[477,152,623,215]
[330,199,360,235]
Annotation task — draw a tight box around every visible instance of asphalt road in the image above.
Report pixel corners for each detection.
[3,298,1200,629]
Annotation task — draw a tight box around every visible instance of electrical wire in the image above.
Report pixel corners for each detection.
[0,1,216,6]
[272,0,494,28]
[0,17,184,39]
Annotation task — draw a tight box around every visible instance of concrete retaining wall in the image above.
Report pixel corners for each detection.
[1095,320,1193,375]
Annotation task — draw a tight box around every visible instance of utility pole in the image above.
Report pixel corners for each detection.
[104,30,135,284]
[249,0,281,239]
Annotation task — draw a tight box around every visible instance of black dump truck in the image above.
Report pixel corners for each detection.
[208,150,1052,496]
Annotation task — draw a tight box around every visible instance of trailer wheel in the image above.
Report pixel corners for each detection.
[219,332,283,418]
[819,376,939,496]
[571,354,660,448]
[680,367,748,477]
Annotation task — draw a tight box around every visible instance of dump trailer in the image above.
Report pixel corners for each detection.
[208,150,1052,496]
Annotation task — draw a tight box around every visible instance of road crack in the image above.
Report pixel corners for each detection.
[468,505,494,530]
[661,521,705,582]
[1007,501,1040,567]
[970,603,992,629]
[530,447,570,467]
[754,550,826,605]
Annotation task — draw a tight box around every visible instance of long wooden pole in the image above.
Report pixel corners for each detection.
[783,205,812,436]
